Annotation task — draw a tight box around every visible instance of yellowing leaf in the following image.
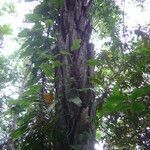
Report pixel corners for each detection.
[43,93,54,105]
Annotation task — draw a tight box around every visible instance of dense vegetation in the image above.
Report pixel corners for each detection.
[0,0,149,149]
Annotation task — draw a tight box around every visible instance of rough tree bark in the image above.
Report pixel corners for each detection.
[53,0,95,149]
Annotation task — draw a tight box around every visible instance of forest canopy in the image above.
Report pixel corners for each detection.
[0,0,150,149]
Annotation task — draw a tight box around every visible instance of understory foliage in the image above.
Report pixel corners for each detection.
[0,0,150,149]
[95,26,150,149]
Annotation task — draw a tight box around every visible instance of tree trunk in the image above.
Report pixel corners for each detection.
[53,0,95,149]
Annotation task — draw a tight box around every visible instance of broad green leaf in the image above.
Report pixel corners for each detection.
[18,28,30,37]
[19,99,37,108]
[40,64,54,77]
[11,124,28,140]
[90,76,101,84]
[0,24,12,35]
[25,13,41,23]
[101,94,127,114]
[88,58,99,66]
[130,86,150,100]
[53,60,63,67]
[20,47,32,58]
[103,101,117,113]
[38,52,52,59]
[112,85,121,95]
[71,39,81,51]
[132,101,145,112]
[51,0,64,8]
[96,130,103,140]
[17,112,36,126]
[45,19,53,27]
[106,94,126,103]
[20,39,32,50]
[23,85,42,97]
[115,102,129,112]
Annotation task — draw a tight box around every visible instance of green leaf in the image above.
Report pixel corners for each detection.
[130,86,150,100]
[71,39,81,51]
[0,24,12,35]
[1,2,15,14]
[112,85,121,95]
[53,60,63,67]
[102,94,127,114]
[103,101,117,113]
[69,97,82,107]
[132,101,145,112]
[17,112,36,125]
[88,58,98,66]
[19,99,37,108]
[45,19,53,27]
[51,0,64,8]
[115,102,129,112]
[96,130,103,140]
[18,28,30,37]
[25,13,41,23]
[11,124,28,140]
[91,76,101,84]
[106,94,126,103]
[40,64,54,77]
[23,85,42,97]
[38,52,52,59]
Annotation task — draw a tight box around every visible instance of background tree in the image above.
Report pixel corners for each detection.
[0,2,22,149]
[96,26,150,149]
